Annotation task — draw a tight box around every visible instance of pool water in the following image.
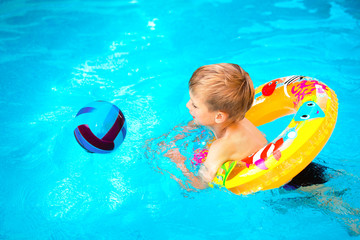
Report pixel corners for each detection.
[1,0,360,239]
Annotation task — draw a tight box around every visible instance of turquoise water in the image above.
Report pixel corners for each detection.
[1,0,360,239]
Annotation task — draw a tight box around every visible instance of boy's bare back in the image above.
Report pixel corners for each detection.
[218,118,267,163]
[197,118,267,184]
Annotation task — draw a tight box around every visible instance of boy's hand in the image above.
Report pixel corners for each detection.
[164,148,186,166]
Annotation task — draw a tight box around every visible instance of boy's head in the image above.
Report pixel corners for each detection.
[188,63,254,122]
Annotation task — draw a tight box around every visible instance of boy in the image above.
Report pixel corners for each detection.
[165,63,267,189]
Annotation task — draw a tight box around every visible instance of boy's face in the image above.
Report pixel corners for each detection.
[186,90,216,126]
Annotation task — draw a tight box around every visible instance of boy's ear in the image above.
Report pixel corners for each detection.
[214,111,229,123]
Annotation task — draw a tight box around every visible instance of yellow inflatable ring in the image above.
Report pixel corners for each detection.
[212,76,338,195]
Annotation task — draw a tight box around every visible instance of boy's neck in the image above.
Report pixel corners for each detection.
[209,120,237,139]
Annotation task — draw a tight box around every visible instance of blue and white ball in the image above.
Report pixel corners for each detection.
[74,101,127,153]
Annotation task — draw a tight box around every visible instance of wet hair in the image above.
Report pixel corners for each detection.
[188,63,254,121]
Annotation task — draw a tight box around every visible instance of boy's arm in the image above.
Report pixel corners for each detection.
[164,148,209,189]
[197,141,226,185]
[165,140,226,189]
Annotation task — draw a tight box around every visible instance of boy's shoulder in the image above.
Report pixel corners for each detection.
[209,131,263,162]
[207,137,237,158]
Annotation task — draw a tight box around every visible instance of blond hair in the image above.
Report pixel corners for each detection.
[188,63,254,121]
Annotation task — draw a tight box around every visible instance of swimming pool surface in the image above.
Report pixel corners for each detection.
[1,0,360,239]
